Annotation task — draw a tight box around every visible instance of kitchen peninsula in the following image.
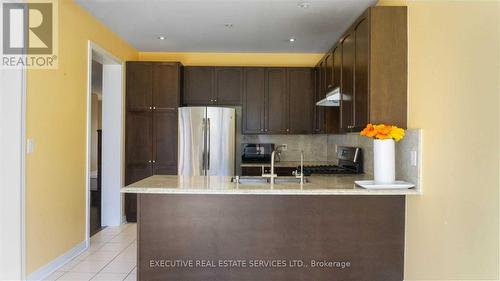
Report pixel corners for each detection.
[122,175,418,281]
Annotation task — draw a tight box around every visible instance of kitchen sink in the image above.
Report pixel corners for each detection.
[230,176,309,184]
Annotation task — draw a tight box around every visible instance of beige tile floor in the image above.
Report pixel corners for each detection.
[43,223,137,281]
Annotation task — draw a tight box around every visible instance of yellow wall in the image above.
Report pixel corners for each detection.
[138,52,322,67]
[26,0,137,274]
[379,0,500,280]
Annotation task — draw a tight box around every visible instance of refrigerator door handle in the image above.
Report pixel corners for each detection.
[202,118,206,173]
[207,118,211,171]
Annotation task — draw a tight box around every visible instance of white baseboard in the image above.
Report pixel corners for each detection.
[121,215,127,224]
[27,240,88,281]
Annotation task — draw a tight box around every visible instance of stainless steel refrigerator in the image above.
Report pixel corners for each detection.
[178,107,235,176]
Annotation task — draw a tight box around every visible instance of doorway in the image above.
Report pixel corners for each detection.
[86,42,125,241]
[90,61,103,236]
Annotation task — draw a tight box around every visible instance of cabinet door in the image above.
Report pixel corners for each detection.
[324,46,341,134]
[125,111,153,185]
[288,68,314,134]
[353,17,369,131]
[325,53,334,91]
[126,62,152,111]
[215,67,243,105]
[153,109,178,175]
[313,66,325,133]
[333,45,342,89]
[266,68,288,134]
[243,68,266,134]
[153,63,180,109]
[341,33,355,132]
[183,67,214,105]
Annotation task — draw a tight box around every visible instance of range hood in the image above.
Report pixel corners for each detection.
[316,87,341,107]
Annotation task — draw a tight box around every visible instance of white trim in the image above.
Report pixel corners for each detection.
[86,41,125,243]
[26,240,88,281]
[85,41,92,245]
[21,62,27,281]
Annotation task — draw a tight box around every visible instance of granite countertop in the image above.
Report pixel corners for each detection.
[122,175,420,195]
[240,161,336,168]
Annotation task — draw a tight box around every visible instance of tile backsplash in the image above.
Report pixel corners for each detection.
[241,129,422,190]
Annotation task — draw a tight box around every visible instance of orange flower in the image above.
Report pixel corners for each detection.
[360,124,377,137]
[360,124,405,141]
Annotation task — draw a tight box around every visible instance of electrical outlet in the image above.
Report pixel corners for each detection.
[410,150,417,167]
[281,144,288,151]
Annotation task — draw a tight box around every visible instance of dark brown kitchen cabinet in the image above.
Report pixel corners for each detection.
[325,46,341,133]
[183,66,214,105]
[266,68,288,134]
[316,6,407,134]
[313,66,325,134]
[242,68,266,134]
[215,67,243,105]
[325,53,334,91]
[183,66,242,106]
[126,62,152,111]
[340,32,355,132]
[288,68,315,134]
[153,109,178,175]
[153,63,181,109]
[243,67,315,134]
[353,17,369,131]
[125,61,181,222]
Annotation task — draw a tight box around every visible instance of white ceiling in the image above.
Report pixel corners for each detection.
[76,0,377,53]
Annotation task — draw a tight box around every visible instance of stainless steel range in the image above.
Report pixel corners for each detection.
[300,146,362,176]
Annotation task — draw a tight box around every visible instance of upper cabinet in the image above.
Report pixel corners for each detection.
[266,68,288,134]
[126,62,153,111]
[340,32,355,132]
[183,67,214,105]
[288,68,315,134]
[153,63,181,109]
[215,67,243,105]
[316,6,408,133]
[242,68,266,134]
[242,67,315,135]
[183,66,242,106]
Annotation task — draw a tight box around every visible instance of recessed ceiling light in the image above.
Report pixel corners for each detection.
[289,37,296,42]
[158,36,166,40]
[224,23,234,28]
[297,2,311,9]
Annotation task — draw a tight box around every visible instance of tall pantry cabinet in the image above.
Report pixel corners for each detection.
[125,62,182,222]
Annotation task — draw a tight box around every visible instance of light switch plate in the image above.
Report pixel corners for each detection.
[410,150,417,166]
[27,138,35,154]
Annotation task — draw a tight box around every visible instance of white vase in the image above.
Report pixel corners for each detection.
[373,139,395,184]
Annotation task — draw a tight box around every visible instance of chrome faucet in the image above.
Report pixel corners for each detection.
[262,150,278,184]
[293,150,305,184]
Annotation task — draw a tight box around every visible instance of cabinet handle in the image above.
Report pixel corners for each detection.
[260,129,264,132]
[214,99,217,103]
[152,160,156,163]
[149,106,152,110]
[265,129,268,132]
[286,129,290,132]
[148,160,152,163]
[153,106,156,110]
